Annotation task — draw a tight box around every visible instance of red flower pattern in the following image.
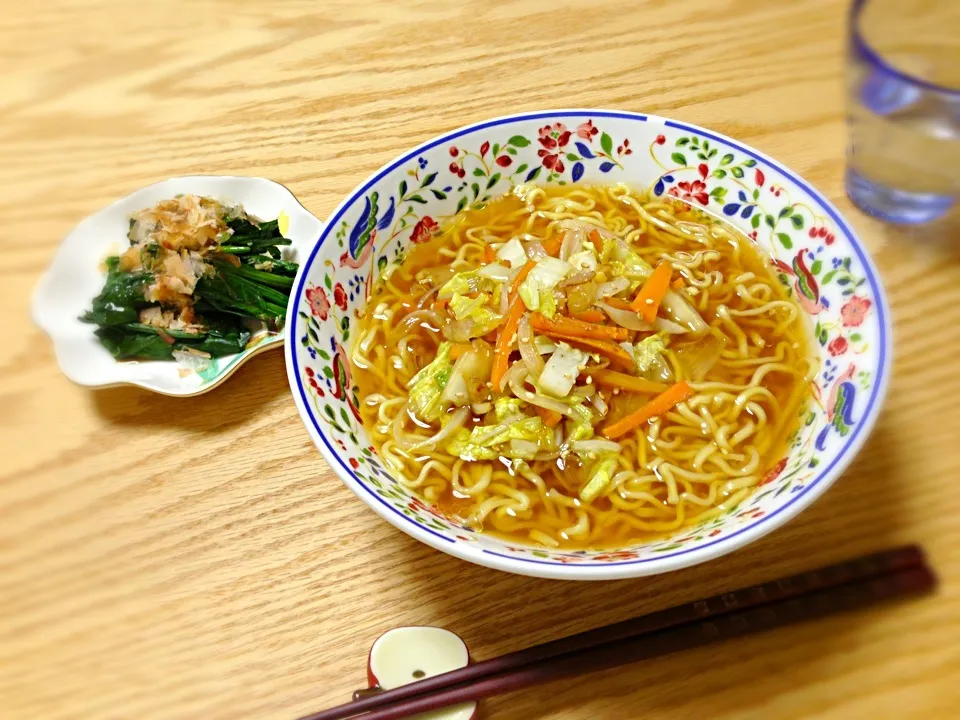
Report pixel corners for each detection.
[537,122,571,150]
[538,149,564,172]
[828,336,849,356]
[410,216,439,244]
[306,285,330,320]
[668,179,709,206]
[759,457,788,486]
[841,296,871,327]
[408,495,446,519]
[593,551,639,562]
[333,283,348,311]
[537,122,572,173]
[576,120,598,140]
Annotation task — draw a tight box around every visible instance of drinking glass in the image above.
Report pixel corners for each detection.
[846,0,960,224]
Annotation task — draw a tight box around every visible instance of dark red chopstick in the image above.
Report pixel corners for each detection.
[350,562,935,720]
[299,545,928,720]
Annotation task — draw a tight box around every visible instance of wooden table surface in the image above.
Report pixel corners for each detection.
[3,1,959,718]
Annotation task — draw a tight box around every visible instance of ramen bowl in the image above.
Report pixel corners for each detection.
[285,110,890,580]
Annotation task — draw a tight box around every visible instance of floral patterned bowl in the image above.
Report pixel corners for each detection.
[285,110,891,580]
[33,176,323,397]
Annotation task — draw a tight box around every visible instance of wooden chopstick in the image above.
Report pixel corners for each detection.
[351,563,935,720]
[299,545,930,720]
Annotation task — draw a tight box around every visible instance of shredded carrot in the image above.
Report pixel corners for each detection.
[630,262,673,322]
[530,313,629,342]
[671,277,685,291]
[536,405,563,428]
[484,330,498,343]
[449,342,473,360]
[536,330,635,371]
[484,245,496,264]
[588,229,603,253]
[589,369,668,394]
[510,259,537,296]
[601,381,694,440]
[491,298,525,391]
[572,309,606,323]
[603,296,636,312]
[542,235,563,257]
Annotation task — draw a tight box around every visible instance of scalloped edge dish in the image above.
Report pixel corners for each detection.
[33,175,324,397]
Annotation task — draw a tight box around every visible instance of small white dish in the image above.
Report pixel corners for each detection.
[33,175,323,396]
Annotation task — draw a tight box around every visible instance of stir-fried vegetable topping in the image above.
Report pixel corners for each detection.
[392,211,713,504]
[518,257,571,318]
[408,341,455,422]
[538,342,588,398]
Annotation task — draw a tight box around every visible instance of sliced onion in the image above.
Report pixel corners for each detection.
[441,369,469,406]
[654,317,689,334]
[524,240,548,261]
[661,289,708,335]
[507,366,575,416]
[559,230,581,262]
[557,219,615,240]
[390,310,444,342]
[590,392,609,416]
[471,401,492,415]
[599,303,651,331]
[391,402,422,449]
[559,270,596,288]
[674,334,727,381]
[596,277,630,299]
[570,438,622,454]
[517,314,544,378]
[599,302,689,334]
[408,407,470,451]
[415,285,441,309]
[499,287,510,314]
[647,354,674,383]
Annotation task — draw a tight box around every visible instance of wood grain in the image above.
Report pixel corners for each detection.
[2,1,959,718]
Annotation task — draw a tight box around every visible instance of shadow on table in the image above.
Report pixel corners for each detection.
[366,416,912,718]
[90,349,291,431]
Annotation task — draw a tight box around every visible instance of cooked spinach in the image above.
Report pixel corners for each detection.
[82,212,295,361]
[82,257,153,326]
[94,321,251,360]
[218,218,292,258]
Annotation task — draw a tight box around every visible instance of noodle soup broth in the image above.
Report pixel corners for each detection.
[351,184,815,550]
